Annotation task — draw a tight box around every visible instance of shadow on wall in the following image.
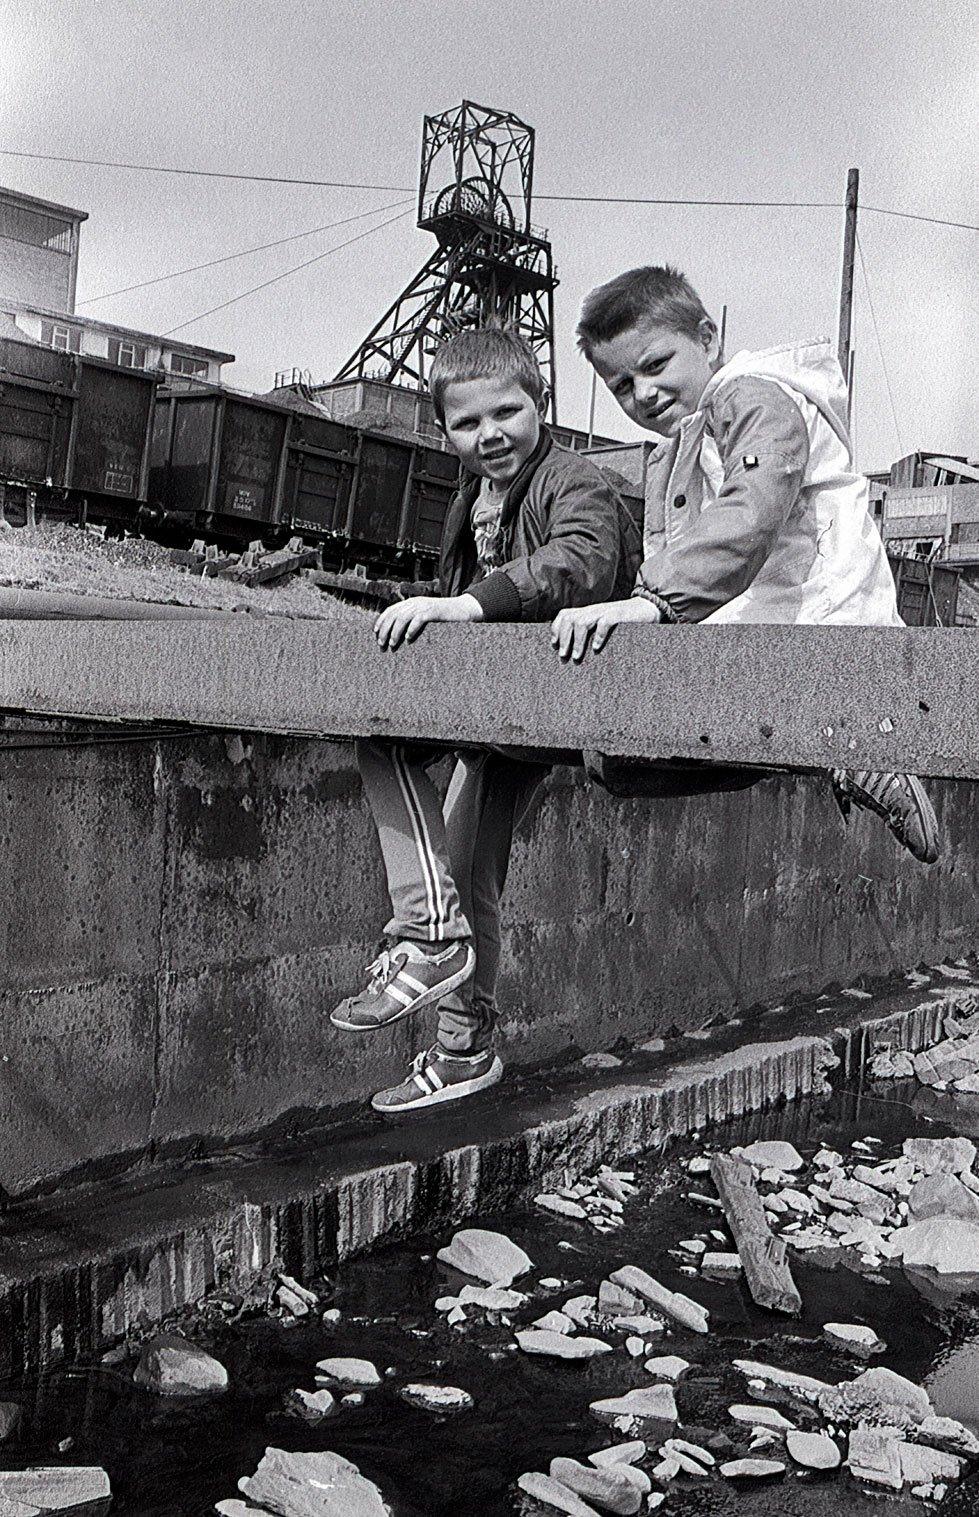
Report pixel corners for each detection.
[0,723,973,1197]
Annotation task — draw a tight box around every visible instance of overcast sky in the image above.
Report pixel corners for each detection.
[1,0,975,469]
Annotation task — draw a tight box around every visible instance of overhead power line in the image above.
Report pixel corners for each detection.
[162,207,412,335]
[2,147,975,231]
[78,197,413,306]
[0,147,408,193]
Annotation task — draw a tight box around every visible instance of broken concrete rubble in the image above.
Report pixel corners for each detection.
[236,1447,391,1517]
[436,1228,533,1285]
[133,1334,228,1395]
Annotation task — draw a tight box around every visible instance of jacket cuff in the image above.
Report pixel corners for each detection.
[469,570,524,621]
[632,585,680,622]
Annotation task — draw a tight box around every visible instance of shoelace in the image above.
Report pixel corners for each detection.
[366,949,399,993]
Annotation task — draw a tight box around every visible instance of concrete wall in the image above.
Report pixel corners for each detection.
[0,724,976,1200]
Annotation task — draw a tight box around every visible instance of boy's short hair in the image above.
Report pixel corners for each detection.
[576,265,714,357]
[429,325,545,424]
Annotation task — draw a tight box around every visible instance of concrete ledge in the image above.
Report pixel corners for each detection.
[0,980,970,1378]
[1,620,978,774]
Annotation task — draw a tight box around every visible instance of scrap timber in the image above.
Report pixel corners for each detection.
[709,1153,802,1314]
[0,619,976,776]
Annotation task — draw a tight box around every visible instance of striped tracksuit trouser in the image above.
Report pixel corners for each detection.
[356,738,550,1055]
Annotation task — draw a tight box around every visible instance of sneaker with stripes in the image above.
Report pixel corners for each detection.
[831,768,941,864]
[371,1044,503,1115]
[330,940,474,1032]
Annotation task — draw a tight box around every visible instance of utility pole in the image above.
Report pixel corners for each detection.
[837,168,859,379]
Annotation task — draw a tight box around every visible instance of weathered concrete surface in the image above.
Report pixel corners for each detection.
[0,619,978,774]
[0,722,976,1202]
[0,982,967,1379]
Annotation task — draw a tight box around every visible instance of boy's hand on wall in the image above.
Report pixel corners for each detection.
[551,598,662,662]
[374,594,483,651]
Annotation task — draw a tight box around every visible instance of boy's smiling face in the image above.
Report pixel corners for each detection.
[440,374,541,484]
[588,318,721,438]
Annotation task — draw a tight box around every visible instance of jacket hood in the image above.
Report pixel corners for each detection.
[702,340,851,452]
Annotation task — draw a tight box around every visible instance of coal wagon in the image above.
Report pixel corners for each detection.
[0,334,156,520]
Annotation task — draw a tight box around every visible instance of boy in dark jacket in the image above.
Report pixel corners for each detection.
[330,327,639,1114]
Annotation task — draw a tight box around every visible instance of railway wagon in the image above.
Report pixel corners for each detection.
[148,386,460,573]
[0,334,157,515]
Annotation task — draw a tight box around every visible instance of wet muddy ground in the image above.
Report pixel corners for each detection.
[5,1077,979,1515]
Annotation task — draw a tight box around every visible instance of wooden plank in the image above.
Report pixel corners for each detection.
[709,1154,802,1315]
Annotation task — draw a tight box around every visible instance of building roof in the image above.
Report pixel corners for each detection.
[5,301,234,363]
[0,184,88,224]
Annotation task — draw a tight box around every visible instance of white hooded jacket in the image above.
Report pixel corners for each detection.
[637,340,902,626]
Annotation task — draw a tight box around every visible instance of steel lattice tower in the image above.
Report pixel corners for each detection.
[334,101,559,420]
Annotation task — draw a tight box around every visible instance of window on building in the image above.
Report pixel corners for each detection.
[39,321,81,353]
[108,337,147,369]
[0,203,73,254]
[168,352,209,379]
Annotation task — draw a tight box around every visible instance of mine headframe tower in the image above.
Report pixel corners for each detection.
[334,101,559,421]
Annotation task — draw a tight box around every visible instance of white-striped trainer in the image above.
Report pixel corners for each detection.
[371,1045,503,1115]
[330,940,474,1032]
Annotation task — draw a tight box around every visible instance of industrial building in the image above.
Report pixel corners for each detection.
[0,183,233,382]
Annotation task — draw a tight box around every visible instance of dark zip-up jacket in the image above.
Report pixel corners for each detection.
[435,426,640,620]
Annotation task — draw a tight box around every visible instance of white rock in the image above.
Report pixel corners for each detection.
[447,1305,466,1326]
[701,1252,742,1278]
[516,1471,599,1515]
[609,1266,708,1334]
[532,1310,575,1334]
[650,1455,681,1480]
[436,1227,532,1286]
[903,1136,978,1177]
[908,1172,979,1223]
[896,1216,979,1277]
[457,1284,526,1310]
[283,1386,336,1421]
[238,1447,391,1516]
[315,1357,382,1389]
[133,1335,228,1396]
[516,1329,612,1360]
[611,1315,664,1336]
[581,1052,623,1069]
[719,1459,785,1480]
[728,1404,795,1430]
[399,1384,474,1413]
[625,1336,645,1358]
[537,1193,589,1220]
[588,1441,646,1467]
[898,1441,963,1486]
[732,1359,832,1399]
[849,1367,933,1423]
[643,1356,690,1383]
[917,1414,979,1456]
[734,1141,804,1171]
[548,1457,641,1515]
[539,1277,564,1289]
[597,1279,645,1317]
[590,1386,679,1430]
[847,1425,903,1489]
[665,1438,715,1467]
[678,1239,706,1255]
[786,1431,841,1469]
[823,1322,886,1356]
[0,1467,110,1509]
[563,1294,598,1327]
[686,1156,712,1175]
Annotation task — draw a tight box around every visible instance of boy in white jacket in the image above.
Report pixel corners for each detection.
[553,264,939,862]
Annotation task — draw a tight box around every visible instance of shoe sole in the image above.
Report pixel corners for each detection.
[371,1056,504,1115]
[329,952,475,1033]
[836,774,941,864]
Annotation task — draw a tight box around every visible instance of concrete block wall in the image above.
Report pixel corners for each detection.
[0,725,976,1200]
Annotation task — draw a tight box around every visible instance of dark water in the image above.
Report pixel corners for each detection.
[4,1081,979,1516]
